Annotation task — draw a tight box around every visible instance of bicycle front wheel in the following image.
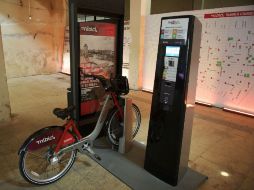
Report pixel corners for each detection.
[19,127,77,185]
[106,103,141,146]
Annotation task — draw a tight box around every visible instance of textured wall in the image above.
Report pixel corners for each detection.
[0,0,67,78]
[0,26,11,122]
[202,0,254,9]
[125,0,130,20]
[151,0,194,14]
[150,0,254,14]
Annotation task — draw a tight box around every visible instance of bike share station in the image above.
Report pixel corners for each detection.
[68,0,207,189]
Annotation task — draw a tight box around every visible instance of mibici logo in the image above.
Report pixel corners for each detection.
[81,26,98,33]
[36,135,55,145]
[168,20,180,25]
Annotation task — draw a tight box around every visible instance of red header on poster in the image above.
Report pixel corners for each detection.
[80,22,116,36]
[204,10,254,19]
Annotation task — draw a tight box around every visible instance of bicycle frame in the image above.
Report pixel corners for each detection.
[54,92,123,156]
[17,74,135,185]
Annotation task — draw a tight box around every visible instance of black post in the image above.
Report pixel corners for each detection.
[69,0,80,123]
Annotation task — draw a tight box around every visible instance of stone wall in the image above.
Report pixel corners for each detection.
[0,26,11,122]
[0,0,67,78]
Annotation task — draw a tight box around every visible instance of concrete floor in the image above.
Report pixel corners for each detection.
[0,73,254,190]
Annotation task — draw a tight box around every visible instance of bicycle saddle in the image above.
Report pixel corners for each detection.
[53,106,75,120]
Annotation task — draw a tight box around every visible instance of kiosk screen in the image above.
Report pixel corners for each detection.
[166,46,180,57]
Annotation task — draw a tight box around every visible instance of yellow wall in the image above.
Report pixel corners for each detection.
[0,0,67,78]
[149,0,254,14]
[0,26,11,122]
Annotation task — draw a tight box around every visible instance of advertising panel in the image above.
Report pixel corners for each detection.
[79,21,117,116]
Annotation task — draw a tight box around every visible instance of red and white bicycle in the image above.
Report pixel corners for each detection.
[18,75,141,185]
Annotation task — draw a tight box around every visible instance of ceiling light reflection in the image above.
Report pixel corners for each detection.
[220,171,230,177]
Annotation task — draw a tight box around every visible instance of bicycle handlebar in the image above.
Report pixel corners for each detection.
[83,74,129,95]
[83,74,110,90]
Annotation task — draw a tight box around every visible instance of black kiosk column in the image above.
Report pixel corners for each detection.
[144,15,202,186]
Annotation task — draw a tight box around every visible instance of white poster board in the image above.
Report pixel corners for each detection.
[123,20,131,77]
[143,5,254,114]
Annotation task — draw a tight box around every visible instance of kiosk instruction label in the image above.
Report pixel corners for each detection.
[161,18,189,41]
[163,57,179,82]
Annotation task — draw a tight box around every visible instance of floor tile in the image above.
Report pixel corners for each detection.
[1,74,254,190]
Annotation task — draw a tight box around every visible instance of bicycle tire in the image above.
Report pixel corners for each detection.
[106,103,141,146]
[19,126,77,185]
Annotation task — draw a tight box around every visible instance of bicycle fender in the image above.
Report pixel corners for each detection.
[18,126,76,155]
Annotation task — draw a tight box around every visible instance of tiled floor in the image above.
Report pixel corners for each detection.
[0,73,254,190]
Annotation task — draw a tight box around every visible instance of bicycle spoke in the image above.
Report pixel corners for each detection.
[110,128,119,133]
[27,151,45,159]
[59,159,71,164]
[107,104,141,146]
[19,126,77,184]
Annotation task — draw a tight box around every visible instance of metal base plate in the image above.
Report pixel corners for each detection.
[93,140,207,190]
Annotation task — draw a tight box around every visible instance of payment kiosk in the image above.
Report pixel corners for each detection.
[144,15,202,186]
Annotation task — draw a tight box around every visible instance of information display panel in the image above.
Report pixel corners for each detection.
[165,46,180,57]
[68,0,124,129]
[79,20,117,116]
[163,57,179,82]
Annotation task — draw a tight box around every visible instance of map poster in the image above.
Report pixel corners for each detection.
[79,21,117,116]
[197,10,254,113]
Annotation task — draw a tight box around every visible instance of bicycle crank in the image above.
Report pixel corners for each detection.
[79,141,101,161]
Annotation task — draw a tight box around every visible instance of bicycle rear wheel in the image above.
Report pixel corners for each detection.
[106,103,141,146]
[19,127,77,185]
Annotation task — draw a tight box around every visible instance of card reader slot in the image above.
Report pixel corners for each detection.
[165,82,172,86]
[164,81,175,88]
[160,80,175,107]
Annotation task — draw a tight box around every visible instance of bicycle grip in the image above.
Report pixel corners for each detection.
[83,74,108,88]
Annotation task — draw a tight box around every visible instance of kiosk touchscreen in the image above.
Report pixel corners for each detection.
[144,15,202,186]
[160,46,180,110]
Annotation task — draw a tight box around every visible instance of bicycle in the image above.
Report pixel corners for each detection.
[18,75,141,185]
